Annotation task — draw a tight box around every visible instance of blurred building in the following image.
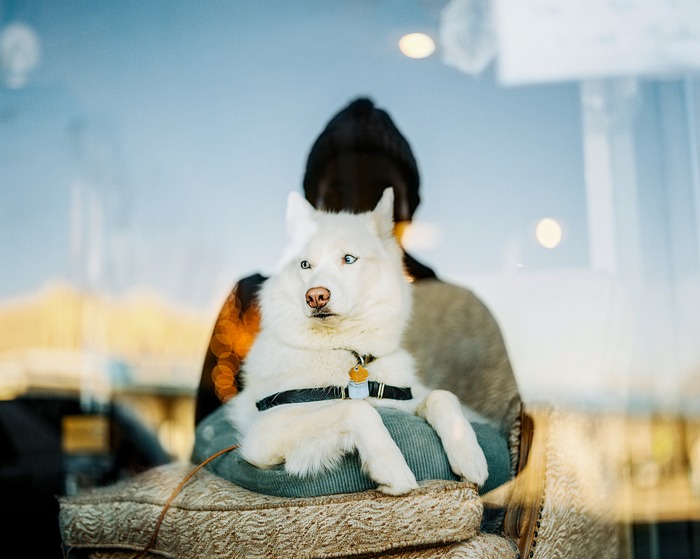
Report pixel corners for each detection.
[0,281,211,458]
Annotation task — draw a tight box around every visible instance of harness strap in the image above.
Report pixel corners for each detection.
[256,381,412,411]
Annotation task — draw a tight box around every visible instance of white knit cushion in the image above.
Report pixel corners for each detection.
[59,462,493,559]
[82,534,517,559]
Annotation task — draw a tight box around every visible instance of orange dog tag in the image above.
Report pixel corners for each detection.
[349,365,368,383]
[348,365,369,399]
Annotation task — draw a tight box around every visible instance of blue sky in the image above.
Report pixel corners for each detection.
[1,1,587,312]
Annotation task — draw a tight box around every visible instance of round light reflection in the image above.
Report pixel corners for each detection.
[399,33,435,59]
[536,218,563,249]
[401,221,442,251]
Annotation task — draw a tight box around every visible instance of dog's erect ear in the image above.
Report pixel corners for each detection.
[278,191,318,268]
[372,187,395,239]
[286,191,316,239]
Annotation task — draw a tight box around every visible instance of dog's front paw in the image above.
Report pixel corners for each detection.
[376,466,419,496]
[364,448,418,495]
[419,391,489,487]
[454,445,489,487]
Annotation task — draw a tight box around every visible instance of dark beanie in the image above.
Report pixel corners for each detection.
[303,97,420,218]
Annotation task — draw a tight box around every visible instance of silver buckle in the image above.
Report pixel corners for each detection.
[376,382,386,399]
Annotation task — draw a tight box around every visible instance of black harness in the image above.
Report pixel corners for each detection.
[255,350,412,411]
[255,381,413,411]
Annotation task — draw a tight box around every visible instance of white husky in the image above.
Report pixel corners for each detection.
[226,188,488,495]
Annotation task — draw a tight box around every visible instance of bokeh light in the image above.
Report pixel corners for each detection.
[401,220,443,251]
[398,33,435,59]
[536,218,563,249]
[209,293,260,402]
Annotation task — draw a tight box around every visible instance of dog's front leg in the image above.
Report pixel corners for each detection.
[244,401,418,495]
[416,390,489,486]
[342,400,419,495]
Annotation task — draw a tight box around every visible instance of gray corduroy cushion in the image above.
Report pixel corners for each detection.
[192,405,511,497]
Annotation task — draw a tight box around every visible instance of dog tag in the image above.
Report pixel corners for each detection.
[348,365,369,399]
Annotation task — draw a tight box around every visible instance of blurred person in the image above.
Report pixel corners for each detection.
[195,97,521,439]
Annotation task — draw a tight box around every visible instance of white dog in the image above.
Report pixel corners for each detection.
[226,188,488,495]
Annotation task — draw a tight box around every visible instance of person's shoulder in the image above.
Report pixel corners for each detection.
[410,276,500,329]
[229,273,268,312]
[412,276,482,304]
[235,273,267,292]
[403,252,437,281]
[405,252,490,312]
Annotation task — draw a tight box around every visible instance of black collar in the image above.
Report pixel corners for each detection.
[256,382,412,411]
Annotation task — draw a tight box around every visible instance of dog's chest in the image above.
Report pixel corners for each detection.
[244,341,365,391]
[288,350,358,385]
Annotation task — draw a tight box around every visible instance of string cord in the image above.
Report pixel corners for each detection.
[130,444,240,559]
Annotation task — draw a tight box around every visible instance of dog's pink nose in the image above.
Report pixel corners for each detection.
[306,286,330,309]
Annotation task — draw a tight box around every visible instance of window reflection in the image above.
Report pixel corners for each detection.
[0,2,698,558]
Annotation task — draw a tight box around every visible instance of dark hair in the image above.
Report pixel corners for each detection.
[303,97,420,218]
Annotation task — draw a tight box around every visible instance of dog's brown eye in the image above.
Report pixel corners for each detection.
[343,254,357,265]
[300,260,311,269]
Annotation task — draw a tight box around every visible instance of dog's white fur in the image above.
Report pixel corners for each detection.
[226,188,488,495]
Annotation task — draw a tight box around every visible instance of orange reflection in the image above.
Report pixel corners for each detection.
[210,292,260,402]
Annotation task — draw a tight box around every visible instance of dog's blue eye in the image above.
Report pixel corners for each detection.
[300,260,311,269]
[343,254,357,265]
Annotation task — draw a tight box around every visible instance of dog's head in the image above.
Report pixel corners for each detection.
[261,188,412,353]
